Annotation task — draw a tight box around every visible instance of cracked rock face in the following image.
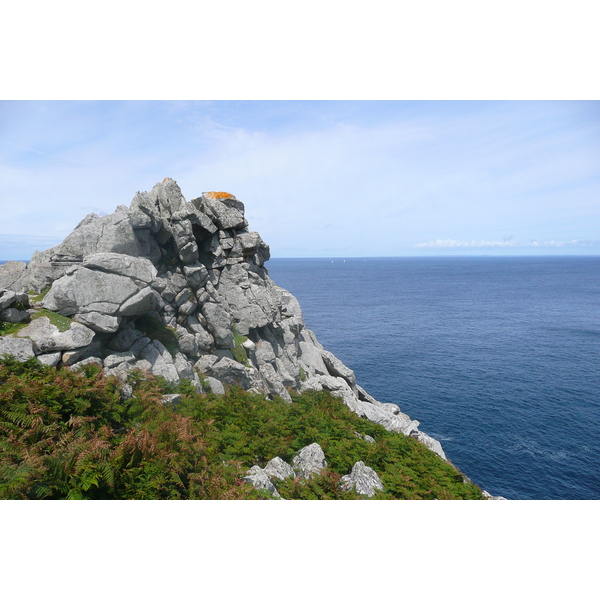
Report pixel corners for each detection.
[339,461,384,497]
[0,178,447,461]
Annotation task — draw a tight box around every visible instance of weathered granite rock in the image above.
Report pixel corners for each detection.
[62,339,102,366]
[414,431,447,461]
[292,443,327,479]
[205,376,225,394]
[140,340,180,386]
[74,311,122,333]
[0,290,20,311]
[209,356,255,389]
[201,194,246,230]
[263,457,295,481]
[41,268,140,316]
[48,211,142,262]
[321,349,356,389]
[83,253,157,283]
[15,317,95,354]
[117,287,159,317]
[194,354,219,374]
[339,461,384,497]
[36,351,62,367]
[0,262,27,291]
[0,307,30,323]
[201,302,233,348]
[482,490,508,500]
[69,356,103,371]
[103,351,136,369]
[18,261,76,294]
[0,336,35,361]
[243,465,280,498]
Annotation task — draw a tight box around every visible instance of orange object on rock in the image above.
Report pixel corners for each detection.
[204,191,235,200]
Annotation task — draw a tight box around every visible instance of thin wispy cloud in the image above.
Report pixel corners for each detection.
[416,239,600,249]
[1,101,599,258]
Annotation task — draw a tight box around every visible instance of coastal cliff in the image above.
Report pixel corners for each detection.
[0,178,502,499]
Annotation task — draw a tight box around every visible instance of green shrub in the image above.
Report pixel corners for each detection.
[231,324,250,366]
[0,357,484,500]
[135,315,179,357]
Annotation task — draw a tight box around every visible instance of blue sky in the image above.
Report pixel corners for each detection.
[1,100,599,260]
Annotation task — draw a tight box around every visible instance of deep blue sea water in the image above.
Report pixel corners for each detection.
[3,257,598,499]
[267,257,600,500]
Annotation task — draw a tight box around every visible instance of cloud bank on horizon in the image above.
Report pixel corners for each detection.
[1,100,599,260]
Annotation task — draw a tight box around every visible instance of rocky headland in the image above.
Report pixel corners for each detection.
[0,178,504,499]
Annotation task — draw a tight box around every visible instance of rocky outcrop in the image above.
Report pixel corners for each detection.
[339,461,384,497]
[244,445,386,499]
[0,178,448,462]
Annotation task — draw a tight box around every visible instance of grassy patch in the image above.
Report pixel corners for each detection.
[0,320,30,337]
[32,309,73,332]
[1,309,75,338]
[28,287,51,304]
[231,324,249,366]
[135,314,179,357]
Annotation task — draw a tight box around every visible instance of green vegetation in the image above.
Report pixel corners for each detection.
[27,287,51,304]
[299,366,307,382]
[0,320,29,337]
[231,323,250,366]
[0,356,484,500]
[33,309,74,332]
[0,307,74,337]
[135,315,179,357]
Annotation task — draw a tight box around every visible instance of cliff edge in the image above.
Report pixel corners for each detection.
[1,178,462,468]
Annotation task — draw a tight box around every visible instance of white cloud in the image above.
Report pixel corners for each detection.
[415,238,600,249]
[1,101,599,258]
[415,239,519,248]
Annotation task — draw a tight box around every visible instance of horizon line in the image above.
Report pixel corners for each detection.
[4,254,600,264]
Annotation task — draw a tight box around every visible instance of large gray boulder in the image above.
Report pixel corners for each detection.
[263,457,295,481]
[201,302,233,348]
[321,349,356,389]
[140,340,180,386]
[47,211,142,262]
[292,443,327,479]
[41,267,140,316]
[199,193,246,230]
[0,291,15,311]
[73,311,122,333]
[82,253,157,284]
[209,356,255,389]
[41,267,157,319]
[243,465,280,498]
[0,336,35,361]
[0,262,27,291]
[15,317,95,353]
[339,461,384,497]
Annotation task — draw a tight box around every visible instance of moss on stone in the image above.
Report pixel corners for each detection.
[231,324,249,366]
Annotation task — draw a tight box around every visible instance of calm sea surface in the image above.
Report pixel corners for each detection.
[267,257,600,500]
[3,257,599,499]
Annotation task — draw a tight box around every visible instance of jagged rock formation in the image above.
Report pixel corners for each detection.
[244,444,385,498]
[339,461,385,497]
[0,178,447,460]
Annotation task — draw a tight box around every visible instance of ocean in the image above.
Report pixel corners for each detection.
[3,257,598,499]
[267,256,600,500]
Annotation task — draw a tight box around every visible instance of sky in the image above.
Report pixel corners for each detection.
[1,100,599,260]
[2,3,598,592]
